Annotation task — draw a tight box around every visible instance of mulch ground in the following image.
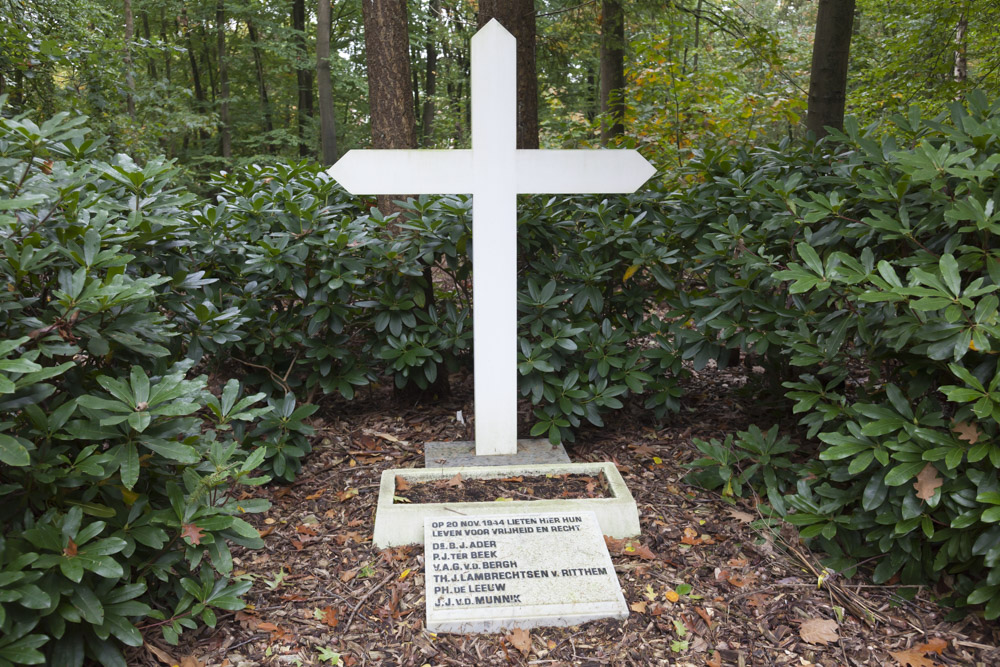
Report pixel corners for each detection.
[395,472,611,504]
[131,365,1000,667]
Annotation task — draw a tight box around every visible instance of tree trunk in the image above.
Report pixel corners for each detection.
[181,9,204,105]
[361,0,417,214]
[199,26,217,102]
[293,0,314,157]
[317,0,338,165]
[953,7,968,82]
[247,21,274,134]
[421,0,439,146]
[141,12,157,79]
[160,8,171,84]
[123,0,136,119]
[806,0,856,138]
[216,0,231,157]
[599,0,625,144]
[477,0,538,149]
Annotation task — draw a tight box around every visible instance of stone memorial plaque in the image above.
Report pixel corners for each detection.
[424,511,628,633]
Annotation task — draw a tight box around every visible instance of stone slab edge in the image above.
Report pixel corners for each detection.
[424,438,571,468]
[372,462,640,548]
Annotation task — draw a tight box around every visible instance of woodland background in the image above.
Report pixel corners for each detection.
[4,1,1000,665]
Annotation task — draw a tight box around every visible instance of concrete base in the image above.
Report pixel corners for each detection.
[372,461,640,548]
[424,439,570,468]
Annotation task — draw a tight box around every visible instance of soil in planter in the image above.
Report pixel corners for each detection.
[393,472,612,504]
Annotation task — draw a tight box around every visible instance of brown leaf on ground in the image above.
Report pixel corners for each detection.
[914,464,943,501]
[706,651,722,667]
[144,642,176,665]
[630,600,648,613]
[799,618,839,645]
[634,544,657,560]
[506,627,531,655]
[917,638,948,654]
[256,622,281,634]
[319,606,338,628]
[445,472,464,488]
[952,420,980,444]
[340,568,358,582]
[336,488,358,502]
[180,523,205,546]
[178,656,204,667]
[727,509,754,523]
[500,476,523,482]
[394,475,411,492]
[305,488,326,500]
[889,648,939,667]
[631,443,656,457]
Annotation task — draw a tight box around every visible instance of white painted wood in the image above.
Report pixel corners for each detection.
[326,20,655,457]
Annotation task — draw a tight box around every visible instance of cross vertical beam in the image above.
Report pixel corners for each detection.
[326,20,656,460]
[470,23,518,455]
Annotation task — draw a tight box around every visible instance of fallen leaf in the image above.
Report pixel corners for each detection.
[914,464,943,501]
[336,488,359,502]
[339,568,358,583]
[665,590,680,603]
[500,476,523,482]
[395,475,411,492]
[917,638,948,655]
[889,648,939,667]
[799,618,839,645]
[604,535,625,553]
[952,420,980,445]
[258,526,274,538]
[295,524,319,536]
[446,473,464,489]
[630,600,648,613]
[305,489,326,500]
[706,651,722,667]
[63,538,78,558]
[506,627,531,655]
[256,622,280,633]
[178,657,204,667]
[631,443,655,457]
[634,544,657,560]
[644,584,657,601]
[144,642,176,665]
[180,523,205,546]
[727,509,755,523]
[374,431,401,443]
[319,606,338,628]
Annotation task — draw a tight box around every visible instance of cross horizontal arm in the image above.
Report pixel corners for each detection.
[514,150,657,194]
[327,149,475,195]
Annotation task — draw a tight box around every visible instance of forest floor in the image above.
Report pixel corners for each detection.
[133,366,1000,667]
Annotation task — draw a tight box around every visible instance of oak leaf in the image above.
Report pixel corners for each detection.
[319,606,338,628]
[889,648,939,667]
[914,464,943,501]
[727,509,755,523]
[799,618,839,645]
[952,421,980,445]
[446,473,464,489]
[631,443,656,457]
[917,638,948,655]
[394,475,411,492]
[506,627,531,655]
[181,523,205,546]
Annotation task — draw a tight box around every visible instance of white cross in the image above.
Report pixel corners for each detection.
[328,20,655,457]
